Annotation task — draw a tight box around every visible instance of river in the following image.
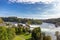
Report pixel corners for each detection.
[30,22,60,40]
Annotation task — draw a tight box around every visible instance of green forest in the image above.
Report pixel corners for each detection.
[1,17,42,24]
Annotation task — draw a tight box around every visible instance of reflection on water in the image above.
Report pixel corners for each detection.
[30,22,60,40]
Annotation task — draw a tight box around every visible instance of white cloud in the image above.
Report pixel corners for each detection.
[33,0,60,19]
[44,0,60,19]
[9,0,54,4]
[8,0,60,19]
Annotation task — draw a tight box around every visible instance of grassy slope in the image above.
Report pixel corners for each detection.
[13,36,24,40]
[13,34,31,40]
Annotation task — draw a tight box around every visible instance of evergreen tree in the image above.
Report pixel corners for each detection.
[0,26,15,40]
[0,26,8,40]
[31,27,41,40]
[7,27,15,40]
[0,18,4,23]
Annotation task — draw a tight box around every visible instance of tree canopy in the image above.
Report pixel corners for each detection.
[0,18,4,23]
[1,17,42,24]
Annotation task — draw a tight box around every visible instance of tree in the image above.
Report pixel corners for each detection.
[0,18,4,23]
[0,26,8,40]
[42,32,51,40]
[55,31,60,40]
[15,27,19,35]
[7,27,15,40]
[31,27,41,40]
[55,31,59,36]
[15,24,25,34]
[0,26,15,40]
[33,20,42,24]
[43,36,51,40]
[26,20,32,25]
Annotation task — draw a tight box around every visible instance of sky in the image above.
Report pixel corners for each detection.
[0,0,60,19]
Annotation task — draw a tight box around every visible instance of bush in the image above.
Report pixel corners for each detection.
[0,26,15,40]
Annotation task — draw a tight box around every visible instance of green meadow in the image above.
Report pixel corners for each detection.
[13,34,31,40]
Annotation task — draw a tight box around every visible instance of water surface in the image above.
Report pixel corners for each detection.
[30,22,60,40]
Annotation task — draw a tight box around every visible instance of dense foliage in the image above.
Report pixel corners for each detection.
[0,26,15,40]
[31,27,41,40]
[0,18,4,23]
[43,18,60,27]
[1,17,42,24]
[14,24,30,35]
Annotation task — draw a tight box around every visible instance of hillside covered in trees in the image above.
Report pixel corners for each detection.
[43,18,60,27]
[1,17,42,24]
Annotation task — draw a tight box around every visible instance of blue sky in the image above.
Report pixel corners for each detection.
[0,0,60,19]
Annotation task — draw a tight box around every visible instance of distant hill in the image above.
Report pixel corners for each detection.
[1,17,60,27]
[43,18,60,27]
[0,17,42,25]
